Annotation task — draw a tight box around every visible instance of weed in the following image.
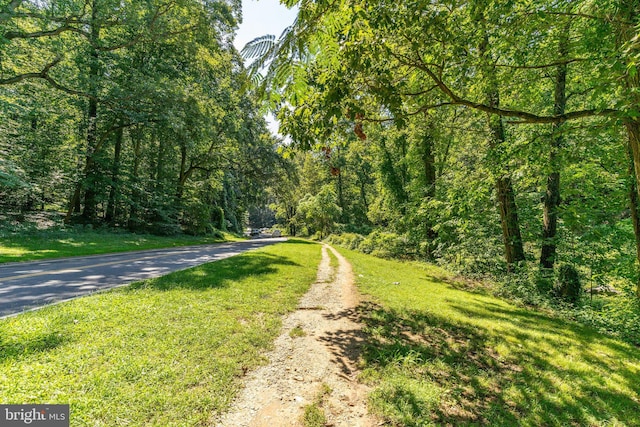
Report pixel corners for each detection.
[290,325,306,338]
[302,383,332,427]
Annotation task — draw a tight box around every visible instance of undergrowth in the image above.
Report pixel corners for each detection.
[337,247,640,426]
[328,232,640,346]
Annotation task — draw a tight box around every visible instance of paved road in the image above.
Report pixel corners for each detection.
[0,238,286,318]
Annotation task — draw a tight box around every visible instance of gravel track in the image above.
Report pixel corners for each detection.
[214,244,378,427]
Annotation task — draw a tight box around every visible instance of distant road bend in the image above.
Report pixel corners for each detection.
[0,238,286,318]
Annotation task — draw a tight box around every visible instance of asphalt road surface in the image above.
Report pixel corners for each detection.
[0,238,286,318]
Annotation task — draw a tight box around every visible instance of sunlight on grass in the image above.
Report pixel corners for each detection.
[0,230,245,263]
[0,240,320,426]
[337,248,640,426]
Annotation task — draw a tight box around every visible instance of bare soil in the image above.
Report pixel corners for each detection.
[214,244,379,427]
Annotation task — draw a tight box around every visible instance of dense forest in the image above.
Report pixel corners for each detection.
[2,1,640,340]
[242,0,640,339]
[0,0,281,235]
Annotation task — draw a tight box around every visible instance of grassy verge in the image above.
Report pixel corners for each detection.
[0,229,244,264]
[326,246,339,282]
[336,248,640,426]
[0,240,320,426]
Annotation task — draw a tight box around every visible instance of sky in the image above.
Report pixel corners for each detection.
[233,0,299,136]
[233,0,298,54]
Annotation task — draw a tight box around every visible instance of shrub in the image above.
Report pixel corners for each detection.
[496,266,553,307]
[555,264,582,304]
[359,230,414,259]
[328,232,365,250]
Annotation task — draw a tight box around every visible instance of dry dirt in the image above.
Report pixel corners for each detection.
[214,244,380,427]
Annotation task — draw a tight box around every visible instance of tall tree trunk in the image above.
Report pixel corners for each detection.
[625,120,640,297]
[488,111,525,265]
[336,168,345,221]
[540,22,569,269]
[81,1,101,222]
[106,126,124,224]
[379,136,408,212]
[128,127,142,231]
[358,177,368,212]
[81,101,98,221]
[421,127,437,258]
[176,140,188,202]
[479,20,525,266]
[617,0,640,297]
[627,141,640,269]
[65,184,82,223]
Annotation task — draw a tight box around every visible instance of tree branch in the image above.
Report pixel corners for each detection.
[493,58,589,70]
[526,11,630,25]
[0,56,95,100]
[0,0,22,23]
[388,50,618,124]
[4,25,87,40]
[0,56,61,85]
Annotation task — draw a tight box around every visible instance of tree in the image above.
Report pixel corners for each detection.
[0,0,283,240]
[296,185,342,238]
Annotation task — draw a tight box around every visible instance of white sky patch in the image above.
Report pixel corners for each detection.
[234,0,299,53]
[235,0,298,139]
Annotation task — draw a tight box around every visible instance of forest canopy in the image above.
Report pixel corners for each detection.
[239,0,640,340]
[2,0,640,340]
[0,0,280,235]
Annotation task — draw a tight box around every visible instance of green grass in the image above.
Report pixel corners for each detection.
[290,325,307,338]
[327,247,339,270]
[326,246,339,282]
[336,248,640,426]
[0,240,321,426]
[0,229,245,263]
[302,383,331,427]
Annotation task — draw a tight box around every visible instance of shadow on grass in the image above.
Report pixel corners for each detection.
[128,252,300,291]
[0,331,67,362]
[356,299,640,426]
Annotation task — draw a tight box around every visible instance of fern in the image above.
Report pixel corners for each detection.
[241,34,277,60]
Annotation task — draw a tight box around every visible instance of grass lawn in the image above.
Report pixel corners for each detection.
[0,229,244,264]
[337,248,640,426]
[0,240,320,426]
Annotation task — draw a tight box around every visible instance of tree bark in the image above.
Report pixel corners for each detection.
[128,127,143,231]
[80,1,101,223]
[627,141,640,266]
[106,126,124,224]
[489,115,525,266]
[421,127,437,258]
[379,136,408,211]
[494,176,525,265]
[617,0,640,297]
[422,131,436,199]
[625,120,640,297]
[540,21,569,269]
[176,140,188,202]
[479,19,525,267]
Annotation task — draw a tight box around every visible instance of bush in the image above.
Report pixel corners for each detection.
[148,221,182,236]
[327,232,365,250]
[555,263,582,304]
[329,230,415,259]
[206,225,224,239]
[496,266,553,307]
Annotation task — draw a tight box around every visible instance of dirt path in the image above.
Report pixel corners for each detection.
[214,245,378,427]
